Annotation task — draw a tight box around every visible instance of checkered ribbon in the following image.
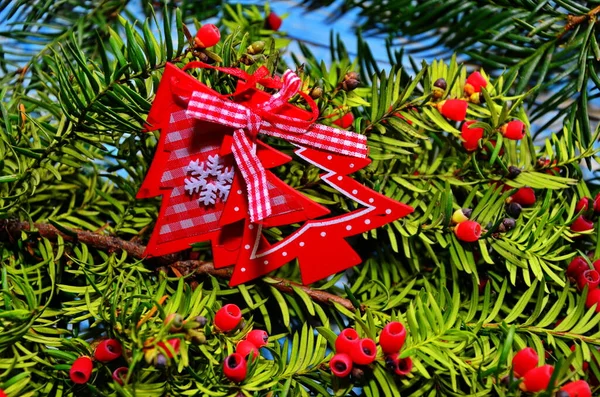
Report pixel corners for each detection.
[186,69,368,222]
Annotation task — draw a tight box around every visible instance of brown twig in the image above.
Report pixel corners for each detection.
[0,220,358,312]
[559,5,600,38]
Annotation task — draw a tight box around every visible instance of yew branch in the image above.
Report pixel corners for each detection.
[0,220,358,312]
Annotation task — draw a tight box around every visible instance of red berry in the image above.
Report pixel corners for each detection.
[94,338,122,363]
[437,99,468,121]
[461,121,484,151]
[349,338,377,365]
[335,328,360,355]
[594,259,600,273]
[454,220,482,242]
[194,24,221,48]
[570,345,589,372]
[334,112,354,129]
[387,353,413,376]
[223,353,247,383]
[266,12,282,31]
[246,330,268,348]
[379,321,407,354]
[560,380,592,397]
[577,269,600,291]
[521,364,554,392]
[0,390,6,397]
[567,257,590,279]
[594,193,600,214]
[70,356,93,385]
[164,313,184,332]
[510,187,536,206]
[512,347,539,378]
[571,216,594,232]
[330,353,353,377]
[464,71,488,94]
[585,288,600,312]
[576,197,591,213]
[501,120,526,140]
[214,304,242,332]
[157,338,181,358]
[236,340,259,360]
[112,367,128,385]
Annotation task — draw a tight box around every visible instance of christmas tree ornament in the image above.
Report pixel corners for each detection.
[436,99,468,121]
[454,220,482,242]
[511,347,538,378]
[246,330,268,348]
[223,353,247,383]
[560,380,592,397]
[464,71,487,95]
[571,216,594,232]
[70,356,93,384]
[349,338,377,365]
[520,365,554,392]
[330,353,353,377]
[214,304,242,332]
[138,62,412,285]
[164,313,184,332]
[266,12,282,30]
[460,121,484,151]
[194,24,221,48]
[236,340,259,360]
[585,288,600,312]
[510,187,536,206]
[501,120,526,140]
[112,367,128,385]
[577,270,600,291]
[94,339,122,362]
[335,328,360,355]
[378,321,407,354]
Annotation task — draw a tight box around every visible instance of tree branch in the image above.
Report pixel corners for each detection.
[559,5,600,38]
[0,220,358,312]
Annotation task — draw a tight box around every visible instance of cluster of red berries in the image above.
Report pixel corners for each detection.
[329,321,412,378]
[432,72,527,150]
[216,304,270,383]
[451,208,482,243]
[567,256,600,312]
[70,338,126,385]
[510,347,592,396]
[570,194,600,234]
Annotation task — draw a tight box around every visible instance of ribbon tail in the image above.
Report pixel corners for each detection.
[231,129,272,223]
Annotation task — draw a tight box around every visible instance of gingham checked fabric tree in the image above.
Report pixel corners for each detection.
[138,63,413,285]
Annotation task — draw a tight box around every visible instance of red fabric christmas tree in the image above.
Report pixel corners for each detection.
[138,63,413,285]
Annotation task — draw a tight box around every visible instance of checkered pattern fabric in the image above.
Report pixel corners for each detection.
[186,69,367,222]
[155,110,298,242]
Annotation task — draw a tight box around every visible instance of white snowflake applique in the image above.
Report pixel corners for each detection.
[184,154,234,206]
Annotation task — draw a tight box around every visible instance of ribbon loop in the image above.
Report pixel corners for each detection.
[185,67,368,222]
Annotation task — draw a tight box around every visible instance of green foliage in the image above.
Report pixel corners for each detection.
[0,1,599,396]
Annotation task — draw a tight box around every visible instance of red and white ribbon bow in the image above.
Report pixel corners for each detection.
[186,69,368,222]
